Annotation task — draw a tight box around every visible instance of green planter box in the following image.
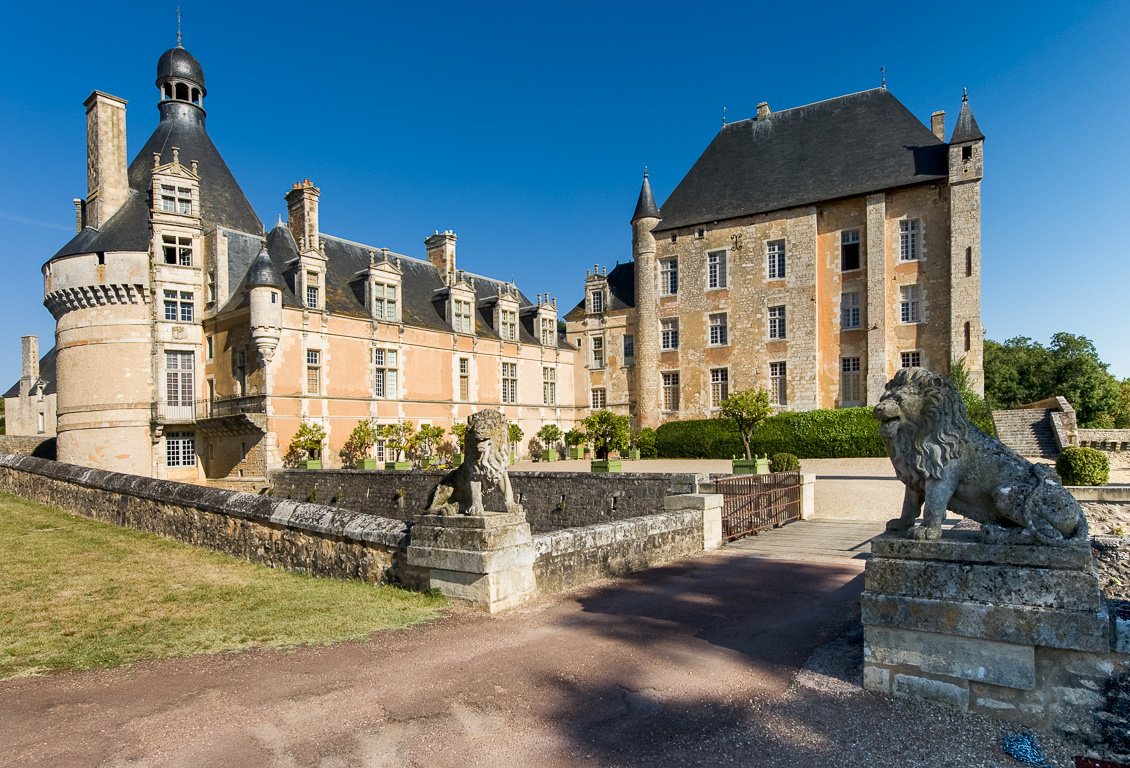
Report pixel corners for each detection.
[355,458,378,470]
[591,459,621,473]
[510,451,516,464]
[452,453,464,467]
[420,456,436,470]
[732,458,758,475]
[568,446,585,460]
[303,460,322,470]
[541,449,556,462]
[384,461,411,470]
[627,449,641,461]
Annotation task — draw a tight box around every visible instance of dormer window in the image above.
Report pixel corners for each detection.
[453,298,473,334]
[306,271,320,309]
[500,309,517,340]
[590,290,604,314]
[160,185,193,215]
[373,281,398,322]
[540,316,555,346]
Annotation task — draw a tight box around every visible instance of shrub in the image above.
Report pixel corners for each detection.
[536,424,562,452]
[636,427,658,459]
[582,410,631,459]
[289,420,327,461]
[1056,446,1109,486]
[770,452,801,472]
[340,418,379,464]
[451,422,467,453]
[564,428,586,448]
[379,420,415,462]
[656,418,743,459]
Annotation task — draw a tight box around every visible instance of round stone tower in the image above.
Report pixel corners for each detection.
[631,171,661,428]
[247,246,284,366]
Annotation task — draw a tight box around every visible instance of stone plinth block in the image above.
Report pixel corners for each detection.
[865,625,1036,689]
[407,511,535,613]
[871,530,1094,570]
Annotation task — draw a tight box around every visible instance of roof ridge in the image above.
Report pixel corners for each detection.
[725,87,888,127]
[318,232,420,263]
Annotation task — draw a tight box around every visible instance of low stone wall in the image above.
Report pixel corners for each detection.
[0,435,55,459]
[0,454,417,587]
[270,468,702,534]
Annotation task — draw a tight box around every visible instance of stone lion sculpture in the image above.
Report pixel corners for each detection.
[426,409,522,516]
[874,367,1088,545]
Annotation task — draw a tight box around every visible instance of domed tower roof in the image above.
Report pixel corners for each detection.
[246,245,284,288]
[156,45,206,95]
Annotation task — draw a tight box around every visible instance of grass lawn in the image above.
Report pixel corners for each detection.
[0,491,446,679]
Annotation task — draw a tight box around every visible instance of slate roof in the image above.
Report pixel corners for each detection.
[157,45,206,91]
[653,88,949,232]
[564,261,636,320]
[949,97,984,144]
[3,346,58,399]
[631,174,660,222]
[222,224,572,348]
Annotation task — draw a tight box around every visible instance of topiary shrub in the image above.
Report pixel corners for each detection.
[656,419,743,459]
[770,452,801,472]
[1056,446,1109,486]
[637,427,658,459]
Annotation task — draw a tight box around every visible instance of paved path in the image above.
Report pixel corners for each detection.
[726,519,888,562]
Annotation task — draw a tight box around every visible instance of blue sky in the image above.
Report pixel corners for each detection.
[1,0,1128,388]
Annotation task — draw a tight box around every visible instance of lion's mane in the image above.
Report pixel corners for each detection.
[885,368,968,487]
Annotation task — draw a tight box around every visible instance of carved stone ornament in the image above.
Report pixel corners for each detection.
[874,367,1088,545]
[427,408,522,516]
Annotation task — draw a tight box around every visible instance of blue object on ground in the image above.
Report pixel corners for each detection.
[1001,732,1052,768]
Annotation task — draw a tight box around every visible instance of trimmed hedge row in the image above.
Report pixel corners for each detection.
[656,407,888,460]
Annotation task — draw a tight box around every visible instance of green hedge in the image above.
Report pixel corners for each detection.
[1056,446,1109,486]
[656,407,887,459]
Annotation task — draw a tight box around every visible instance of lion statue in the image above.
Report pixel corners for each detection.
[426,409,522,517]
[874,367,1087,545]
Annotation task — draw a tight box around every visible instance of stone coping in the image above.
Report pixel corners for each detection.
[871,530,1093,570]
[532,510,700,557]
[1069,485,1130,502]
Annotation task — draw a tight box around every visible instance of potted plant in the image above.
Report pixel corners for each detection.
[626,428,642,461]
[564,428,586,460]
[450,422,467,467]
[411,424,446,469]
[379,420,415,470]
[290,420,327,469]
[508,423,523,464]
[719,388,772,475]
[341,418,380,469]
[536,423,562,462]
[582,409,630,473]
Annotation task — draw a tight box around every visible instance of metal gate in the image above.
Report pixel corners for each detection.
[716,471,802,540]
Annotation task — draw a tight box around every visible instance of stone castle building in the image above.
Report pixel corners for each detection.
[3,336,57,439]
[38,42,579,485]
[566,88,985,428]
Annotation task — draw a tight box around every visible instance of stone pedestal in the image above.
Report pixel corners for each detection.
[863,531,1129,747]
[407,511,535,613]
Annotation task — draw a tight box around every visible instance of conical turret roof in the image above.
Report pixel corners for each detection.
[631,172,660,222]
[950,92,984,144]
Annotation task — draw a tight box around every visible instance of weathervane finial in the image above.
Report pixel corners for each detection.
[643,165,648,179]
[176,7,182,46]
[881,66,886,88]
[962,86,968,103]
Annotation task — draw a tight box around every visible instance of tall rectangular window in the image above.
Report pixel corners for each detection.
[590,290,604,313]
[899,220,919,261]
[661,318,679,350]
[709,313,728,346]
[501,362,518,404]
[768,305,786,339]
[707,251,727,289]
[374,349,398,399]
[770,361,787,406]
[453,299,473,333]
[841,357,862,405]
[540,317,555,345]
[542,367,556,406]
[901,351,922,368]
[840,292,861,330]
[160,185,177,213]
[306,271,319,309]
[164,291,193,322]
[235,351,247,395]
[623,334,634,365]
[591,336,604,369]
[459,358,470,401]
[660,258,678,295]
[500,310,517,341]
[767,240,786,279]
[662,372,680,412]
[306,350,320,394]
[374,282,397,321]
[165,351,194,414]
[964,321,972,351]
[841,230,861,271]
[166,431,196,467]
[900,285,921,323]
[162,235,192,266]
[592,388,606,409]
[711,368,729,408]
[176,187,192,215]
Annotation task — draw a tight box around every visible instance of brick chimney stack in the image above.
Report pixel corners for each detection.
[20,335,39,396]
[84,92,129,229]
[425,230,457,285]
[931,111,946,141]
[285,180,321,254]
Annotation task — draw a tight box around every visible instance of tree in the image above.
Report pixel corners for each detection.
[582,410,630,460]
[411,424,446,459]
[339,418,380,464]
[451,422,468,453]
[1114,380,1130,429]
[984,333,1120,427]
[563,428,586,448]
[289,420,327,461]
[536,423,562,454]
[507,423,523,456]
[949,357,994,436]
[379,420,415,462]
[718,388,772,460]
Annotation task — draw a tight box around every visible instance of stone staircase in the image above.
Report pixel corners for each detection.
[991,408,1060,458]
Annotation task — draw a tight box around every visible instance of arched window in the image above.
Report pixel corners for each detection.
[191,88,200,105]
[163,83,173,99]
[175,83,189,101]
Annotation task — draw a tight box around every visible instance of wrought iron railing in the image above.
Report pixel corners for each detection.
[715,470,802,541]
[152,395,267,423]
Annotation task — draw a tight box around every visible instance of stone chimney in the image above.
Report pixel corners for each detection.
[20,335,38,396]
[931,111,945,141]
[425,230,457,285]
[285,180,320,253]
[84,92,129,229]
[757,101,771,119]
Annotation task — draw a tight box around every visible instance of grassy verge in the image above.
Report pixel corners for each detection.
[0,491,446,679]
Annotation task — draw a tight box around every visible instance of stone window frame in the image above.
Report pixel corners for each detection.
[660,318,679,351]
[710,367,729,409]
[840,356,863,407]
[661,371,680,413]
[372,280,400,323]
[623,334,634,366]
[306,349,321,395]
[305,271,320,310]
[591,387,607,409]
[708,312,729,346]
[659,257,678,296]
[768,305,786,340]
[901,350,923,369]
[899,284,922,324]
[767,239,786,280]
[539,316,556,346]
[163,289,194,322]
[499,308,518,341]
[452,297,474,334]
[162,234,194,267]
[166,431,196,468]
[501,361,518,405]
[164,349,195,412]
[840,291,862,330]
[458,357,470,401]
[899,219,920,262]
[589,289,605,314]
[542,366,557,406]
[590,335,605,370]
[706,249,728,290]
[841,229,862,272]
[373,348,398,400]
[769,360,787,406]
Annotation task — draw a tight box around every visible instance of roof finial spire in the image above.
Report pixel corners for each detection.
[643,165,648,179]
[722,106,726,127]
[176,7,182,46]
[881,66,886,88]
[962,86,968,103]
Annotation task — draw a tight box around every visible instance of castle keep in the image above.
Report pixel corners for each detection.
[39,42,579,484]
[566,89,985,428]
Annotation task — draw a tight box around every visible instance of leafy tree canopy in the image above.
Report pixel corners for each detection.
[582,410,630,459]
[718,388,772,460]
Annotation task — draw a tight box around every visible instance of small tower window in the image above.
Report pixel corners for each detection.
[163,84,172,99]
[962,145,973,161]
[175,83,189,101]
[191,88,201,105]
